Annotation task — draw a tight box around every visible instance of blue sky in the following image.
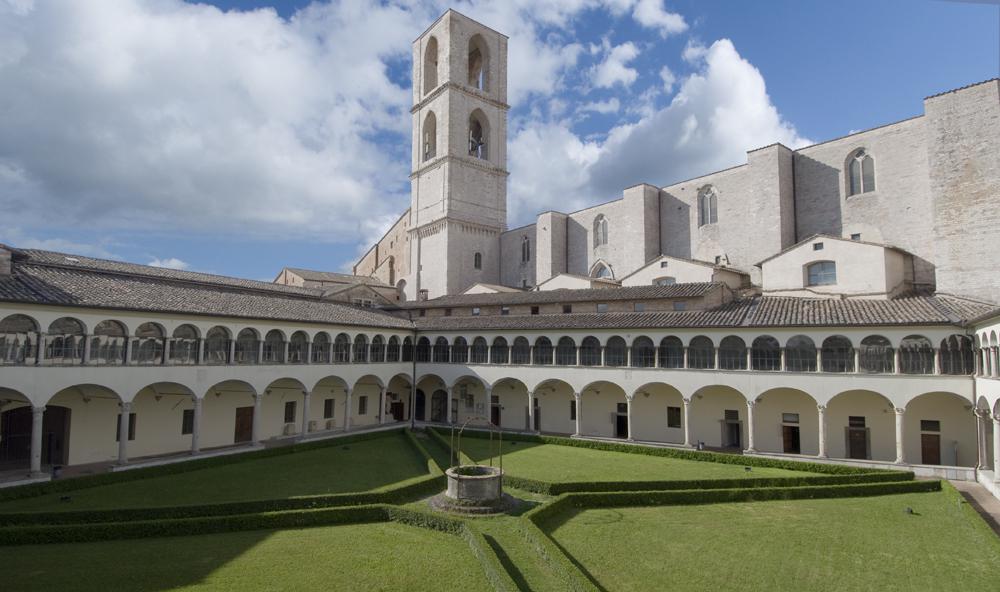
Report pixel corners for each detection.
[0,0,997,281]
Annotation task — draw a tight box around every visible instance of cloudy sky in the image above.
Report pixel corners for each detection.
[1,0,997,279]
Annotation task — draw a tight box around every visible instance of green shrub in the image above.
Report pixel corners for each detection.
[403,428,444,475]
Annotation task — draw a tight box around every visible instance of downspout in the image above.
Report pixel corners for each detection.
[411,324,418,430]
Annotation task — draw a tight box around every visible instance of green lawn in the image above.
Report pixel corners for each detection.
[457,438,816,482]
[547,489,1000,591]
[0,433,428,512]
[2,522,492,592]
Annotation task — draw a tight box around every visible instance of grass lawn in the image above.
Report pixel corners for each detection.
[457,438,817,483]
[546,489,1000,591]
[2,522,492,592]
[0,433,428,512]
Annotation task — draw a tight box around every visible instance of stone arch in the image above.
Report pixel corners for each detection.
[579,380,628,438]
[899,334,934,375]
[631,336,656,368]
[687,335,715,369]
[234,328,260,365]
[352,374,386,428]
[580,336,601,366]
[754,387,819,456]
[533,336,553,365]
[370,334,386,363]
[605,336,627,367]
[91,319,128,366]
[468,108,489,160]
[353,334,369,363]
[846,147,876,196]
[821,335,854,373]
[940,334,974,375]
[631,382,685,443]
[422,110,437,161]
[904,391,976,466]
[262,329,286,364]
[423,36,438,94]
[493,377,529,430]
[490,336,509,364]
[532,378,575,435]
[511,336,530,365]
[589,260,613,279]
[203,326,231,365]
[751,335,781,371]
[859,335,894,373]
[432,336,450,363]
[415,373,447,423]
[689,384,749,449]
[451,336,468,364]
[132,322,166,365]
[785,335,817,372]
[718,335,747,370]
[658,336,684,368]
[467,33,489,91]
[45,383,124,466]
[826,389,895,461]
[129,381,197,458]
[288,331,309,364]
[470,337,489,364]
[1,314,40,365]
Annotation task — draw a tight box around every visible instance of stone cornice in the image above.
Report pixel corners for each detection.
[411,81,510,114]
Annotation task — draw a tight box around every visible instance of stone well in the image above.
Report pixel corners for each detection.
[445,464,503,502]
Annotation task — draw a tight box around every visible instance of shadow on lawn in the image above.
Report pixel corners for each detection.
[484,534,532,592]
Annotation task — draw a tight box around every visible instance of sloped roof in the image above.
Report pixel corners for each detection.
[402,283,721,309]
[282,267,388,287]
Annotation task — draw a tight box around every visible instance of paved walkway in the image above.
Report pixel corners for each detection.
[950,480,1000,537]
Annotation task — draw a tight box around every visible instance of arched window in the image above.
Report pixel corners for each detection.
[688,336,715,369]
[821,335,854,372]
[698,185,718,227]
[593,215,608,247]
[632,336,656,368]
[605,337,627,367]
[386,336,400,363]
[468,34,489,91]
[658,336,684,368]
[313,332,332,363]
[287,331,308,364]
[859,335,893,373]
[133,322,165,365]
[47,317,85,365]
[234,328,259,364]
[580,336,602,366]
[451,337,468,363]
[370,335,386,363]
[719,336,747,370]
[422,111,437,161]
[91,320,127,366]
[591,262,613,279]
[556,337,577,365]
[423,36,438,95]
[490,337,509,364]
[262,330,285,364]
[521,236,531,263]
[171,324,200,365]
[751,336,780,371]
[806,261,837,286]
[353,334,369,363]
[402,336,414,362]
[204,326,230,364]
[0,314,38,364]
[785,336,817,372]
[653,277,676,286]
[511,337,530,365]
[474,252,482,270]
[847,149,875,196]
[533,337,553,365]
[433,337,450,363]
[469,110,488,160]
[940,335,973,375]
[470,337,488,364]
[334,333,351,363]
[899,335,934,374]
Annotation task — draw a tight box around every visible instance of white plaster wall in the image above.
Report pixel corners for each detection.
[630,383,684,444]
[904,393,977,467]
[688,386,747,448]
[535,382,575,435]
[753,388,820,456]
[825,390,896,461]
[761,238,903,296]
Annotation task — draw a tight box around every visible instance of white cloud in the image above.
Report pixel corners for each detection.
[659,65,676,93]
[580,98,621,114]
[682,38,708,63]
[148,257,189,270]
[0,227,120,259]
[508,39,810,222]
[631,0,687,37]
[591,41,641,88]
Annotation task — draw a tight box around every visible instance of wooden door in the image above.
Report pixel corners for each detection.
[491,405,501,426]
[921,434,941,465]
[847,428,867,459]
[726,422,742,448]
[390,402,404,422]
[234,406,254,443]
[782,425,801,454]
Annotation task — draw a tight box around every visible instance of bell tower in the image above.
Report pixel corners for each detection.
[406,10,509,299]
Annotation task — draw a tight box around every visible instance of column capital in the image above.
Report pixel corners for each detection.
[816,404,827,412]
[32,404,46,415]
[625,393,634,402]
[746,399,756,409]
[192,396,202,407]
[682,397,692,405]
[894,407,905,415]
[993,414,1000,426]
[120,400,133,412]
[573,391,582,399]
[253,392,263,402]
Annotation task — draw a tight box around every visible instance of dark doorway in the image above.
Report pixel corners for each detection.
[724,422,741,448]
[234,406,254,443]
[415,389,426,421]
[847,429,868,459]
[491,404,500,426]
[782,425,801,454]
[0,405,71,469]
[533,397,541,431]
[430,390,447,423]
[615,402,628,439]
[921,433,941,465]
[390,401,404,422]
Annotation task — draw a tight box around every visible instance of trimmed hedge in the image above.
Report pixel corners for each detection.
[403,428,445,475]
[525,479,942,527]
[441,427,908,476]
[503,515,601,592]
[0,427,409,503]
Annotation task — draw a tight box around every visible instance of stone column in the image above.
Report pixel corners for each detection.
[933,349,941,375]
[378,387,388,425]
[745,400,756,453]
[256,340,264,364]
[893,348,901,375]
[282,341,289,364]
[252,393,263,443]
[36,332,46,365]
[894,407,905,464]
[527,392,536,432]
[197,338,206,365]
[446,387,453,424]
[853,348,860,373]
[305,341,312,365]
[124,337,133,365]
[626,396,634,441]
[600,346,605,367]
[626,347,632,368]
[745,348,751,370]
[163,338,172,365]
[713,347,720,369]
[682,347,689,369]
[573,392,582,436]
[575,346,581,366]
[82,334,92,365]
[779,348,786,371]
[817,405,828,458]
[190,397,202,455]
[344,388,353,431]
[975,410,989,470]
[227,339,236,364]
[301,390,312,435]
[682,397,692,447]
[993,415,1000,482]
[815,348,822,372]
[117,401,132,465]
[30,405,45,476]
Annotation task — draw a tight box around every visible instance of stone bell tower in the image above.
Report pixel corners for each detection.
[406,10,509,299]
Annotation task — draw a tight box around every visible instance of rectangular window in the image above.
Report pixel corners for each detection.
[324,398,335,419]
[563,304,572,314]
[597,303,608,313]
[501,306,510,316]
[848,416,866,428]
[570,400,576,421]
[284,401,297,423]
[673,302,686,311]
[807,261,837,286]
[667,406,681,428]
[634,303,645,312]
[444,308,452,317]
[850,233,861,241]
[358,395,368,416]
[813,242,824,251]
[472,307,481,316]
[714,255,722,264]
[782,413,800,424]
[181,409,194,435]
[418,309,426,317]
[616,402,628,414]
[660,261,669,268]
[724,409,739,421]
[920,420,940,432]
[116,413,136,442]
[530,306,540,315]
[464,393,474,410]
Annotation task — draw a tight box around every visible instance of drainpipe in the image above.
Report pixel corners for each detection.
[411,325,418,430]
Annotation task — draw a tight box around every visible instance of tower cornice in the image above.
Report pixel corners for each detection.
[411,81,510,114]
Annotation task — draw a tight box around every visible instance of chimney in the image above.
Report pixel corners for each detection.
[0,246,12,277]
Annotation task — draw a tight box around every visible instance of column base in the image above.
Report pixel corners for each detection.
[816,454,828,460]
[745,448,757,454]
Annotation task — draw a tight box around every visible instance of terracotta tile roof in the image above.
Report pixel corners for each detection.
[282,268,388,286]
